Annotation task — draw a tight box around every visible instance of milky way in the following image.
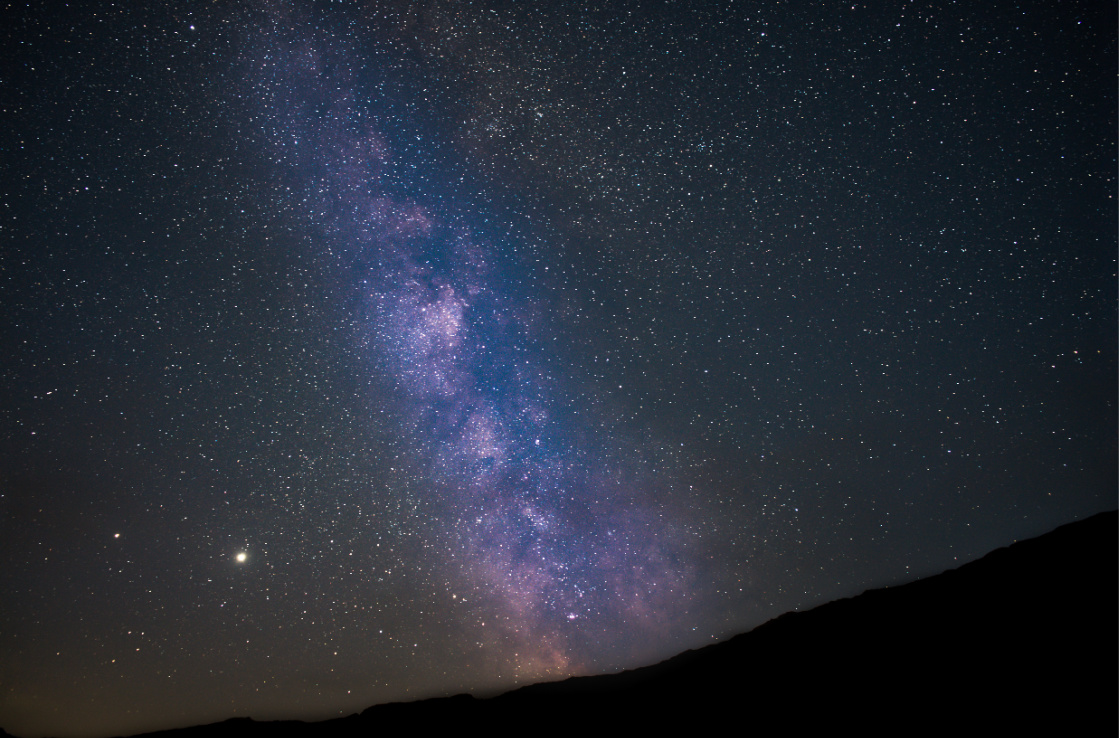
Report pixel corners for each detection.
[237,7,707,676]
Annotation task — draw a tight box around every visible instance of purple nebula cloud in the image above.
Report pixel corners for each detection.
[237,6,708,679]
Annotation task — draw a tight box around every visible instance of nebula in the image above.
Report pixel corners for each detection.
[237,5,701,678]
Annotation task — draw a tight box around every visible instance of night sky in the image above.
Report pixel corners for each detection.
[1,1,1115,736]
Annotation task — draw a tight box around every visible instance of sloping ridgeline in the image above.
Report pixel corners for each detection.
[81,511,1117,738]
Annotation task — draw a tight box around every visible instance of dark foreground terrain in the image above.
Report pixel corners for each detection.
[12,511,1119,737]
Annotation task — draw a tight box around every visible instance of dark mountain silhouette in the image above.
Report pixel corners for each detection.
[17,511,1119,738]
